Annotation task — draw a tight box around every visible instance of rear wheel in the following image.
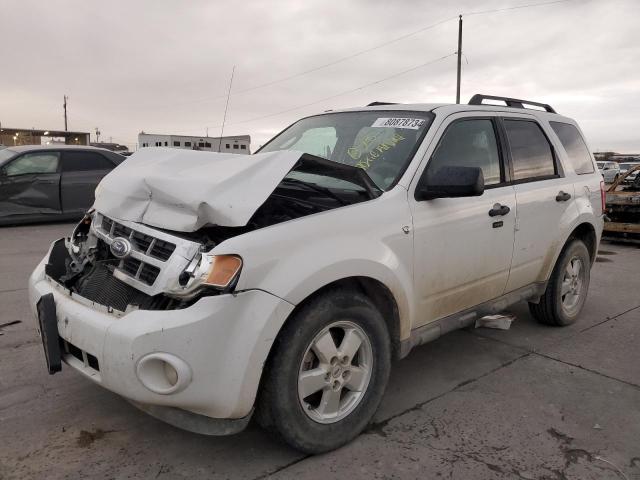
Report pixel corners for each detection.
[256,289,391,453]
[529,239,591,326]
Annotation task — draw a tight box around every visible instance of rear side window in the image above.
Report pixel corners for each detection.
[504,120,556,181]
[5,152,59,176]
[62,151,115,172]
[549,122,594,174]
[427,119,502,185]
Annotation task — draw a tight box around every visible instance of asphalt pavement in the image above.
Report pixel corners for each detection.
[0,222,638,480]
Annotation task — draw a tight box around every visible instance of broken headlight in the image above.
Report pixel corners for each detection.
[167,253,243,299]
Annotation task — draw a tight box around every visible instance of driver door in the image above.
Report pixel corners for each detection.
[409,113,516,327]
[0,151,61,219]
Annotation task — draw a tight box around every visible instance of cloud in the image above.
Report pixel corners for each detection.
[1,0,638,152]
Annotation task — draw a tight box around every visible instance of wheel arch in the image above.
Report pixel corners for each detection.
[541,220,599,283]
[264,276,403,370]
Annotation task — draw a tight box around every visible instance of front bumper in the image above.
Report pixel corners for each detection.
[28,255,295,426]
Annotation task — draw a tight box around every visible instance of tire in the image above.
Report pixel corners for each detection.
[529,239,591,326]
[255,288,391,454]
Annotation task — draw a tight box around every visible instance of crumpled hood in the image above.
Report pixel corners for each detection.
[93,148,305,232]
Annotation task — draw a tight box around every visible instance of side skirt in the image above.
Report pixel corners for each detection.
[399,282,547,359]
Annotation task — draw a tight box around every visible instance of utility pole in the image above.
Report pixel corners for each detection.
[456,15,463,104]
[63,95,68,130]
[218,65,235,153]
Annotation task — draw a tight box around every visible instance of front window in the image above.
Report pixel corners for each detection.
[259,111,434,190]
[4,152,59,176]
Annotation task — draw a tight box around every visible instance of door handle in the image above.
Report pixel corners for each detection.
[488,203,510,217]
[556,191,571,202]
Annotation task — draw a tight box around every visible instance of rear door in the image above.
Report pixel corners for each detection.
[501,115,577,292]
[60,150,117,213]
[0,151,61,219]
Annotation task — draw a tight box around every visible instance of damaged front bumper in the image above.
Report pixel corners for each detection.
[28,247,295,433]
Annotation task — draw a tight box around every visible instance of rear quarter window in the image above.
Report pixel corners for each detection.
[549,122,594,175]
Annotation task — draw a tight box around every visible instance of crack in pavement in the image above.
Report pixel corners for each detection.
[251,456,310,480]
[251,352,534,479]
[366,352,532,438]
[533,352,640,391]
[0,287,27,294]
[579,304,640,334]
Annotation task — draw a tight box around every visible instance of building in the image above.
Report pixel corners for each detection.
[0,126,90,147]
[138,132,251,154]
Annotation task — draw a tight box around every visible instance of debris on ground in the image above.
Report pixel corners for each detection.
[475,314,516,330]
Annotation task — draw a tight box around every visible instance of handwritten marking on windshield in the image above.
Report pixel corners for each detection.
[353,133,405,170]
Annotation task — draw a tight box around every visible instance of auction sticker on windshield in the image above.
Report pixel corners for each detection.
[371,117,427,129]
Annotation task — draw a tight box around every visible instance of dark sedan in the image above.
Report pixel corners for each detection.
[0,145,125,225]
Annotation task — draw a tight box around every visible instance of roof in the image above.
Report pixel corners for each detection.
[315,101,576,127]
[4,145,116,154]
[138,133,251,141]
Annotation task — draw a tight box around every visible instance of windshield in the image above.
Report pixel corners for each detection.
[259,110,434,190]
[596,162,605,169]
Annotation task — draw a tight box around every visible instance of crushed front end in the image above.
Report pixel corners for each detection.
[28,211,295,432]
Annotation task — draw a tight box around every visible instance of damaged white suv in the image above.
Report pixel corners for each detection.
[29,94,604,453]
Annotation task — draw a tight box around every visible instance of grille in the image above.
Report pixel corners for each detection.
[59,337,100,371]
[75,263,152,312]
[149,239,175,261]
[100,215,176,262]
[97,215,177,286]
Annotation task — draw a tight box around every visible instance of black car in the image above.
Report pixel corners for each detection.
[0,145,125,225]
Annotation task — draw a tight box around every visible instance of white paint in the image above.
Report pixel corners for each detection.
[28,102,604,428]
[93,148,305,231]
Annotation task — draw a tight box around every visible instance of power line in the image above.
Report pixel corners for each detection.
[152,17,458,108]
[463,0,577,17]
[171,52,457,133]
[143,0,578,109]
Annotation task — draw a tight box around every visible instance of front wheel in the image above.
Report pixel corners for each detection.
[529,239,591,326]
[256,289,391,453]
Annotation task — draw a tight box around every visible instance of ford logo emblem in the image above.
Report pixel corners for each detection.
[110,237,132,258]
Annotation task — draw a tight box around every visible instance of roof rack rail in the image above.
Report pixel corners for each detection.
[468,94,556,114]
[367,102,398,107]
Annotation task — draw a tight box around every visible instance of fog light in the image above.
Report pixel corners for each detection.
[163,361,178,386]
[135,353,192,395]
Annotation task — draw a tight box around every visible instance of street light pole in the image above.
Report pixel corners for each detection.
[456,15,463,104]
[63,95,68,131]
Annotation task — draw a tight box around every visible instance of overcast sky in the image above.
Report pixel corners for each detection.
[1,0,638,152]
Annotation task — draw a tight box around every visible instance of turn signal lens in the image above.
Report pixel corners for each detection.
[204,255,243,288]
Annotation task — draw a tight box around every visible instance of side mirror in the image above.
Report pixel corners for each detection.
[415,166,484,201]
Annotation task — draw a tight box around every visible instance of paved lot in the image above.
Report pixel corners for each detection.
[0,222,639,480]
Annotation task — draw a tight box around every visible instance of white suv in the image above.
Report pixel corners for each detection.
[29,94,604,453]
[597,161,620,183]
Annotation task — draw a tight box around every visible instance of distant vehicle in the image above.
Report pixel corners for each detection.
[0,145,125,225]
[604,165,640,242]
[619,162,640,183]
[597,161,620,183]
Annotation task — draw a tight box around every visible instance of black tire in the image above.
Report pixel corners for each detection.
[255,288,391,454]
[529,239,591,326]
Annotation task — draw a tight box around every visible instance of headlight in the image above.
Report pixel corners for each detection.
[167,253,243,299]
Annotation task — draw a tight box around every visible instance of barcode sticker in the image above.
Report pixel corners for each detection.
[371,117,426,129]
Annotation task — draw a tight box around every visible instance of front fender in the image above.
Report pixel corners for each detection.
[214,188,415,339]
